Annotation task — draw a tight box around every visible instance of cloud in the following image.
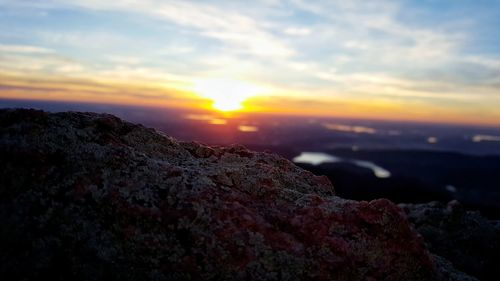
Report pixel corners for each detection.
[0,44,54,54]
[24,0,294,57]
[106,56,143,65]
[151,1,294,57]
[0,48,85,75]
[37,30,128,50]
[0,72,199,107]
[284,27,311,36]
[464,56,500,70]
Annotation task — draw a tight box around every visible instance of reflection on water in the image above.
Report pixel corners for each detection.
[427,136,438,144]
[184,114,214,121]
[293,152,391,178]
[472,135,500,142]
[323,123,376,134]
[209,119,227,125]
[293,152,341,165]
[184,114,227,125]
[352,160,391,178]
[445,185,457,193]
[238,125,259,132]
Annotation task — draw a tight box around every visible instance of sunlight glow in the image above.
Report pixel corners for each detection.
[194,78,261,111]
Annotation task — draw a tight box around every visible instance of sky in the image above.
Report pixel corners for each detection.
[1,0,500,126]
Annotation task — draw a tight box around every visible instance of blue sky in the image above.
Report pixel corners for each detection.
[1,0,500,125]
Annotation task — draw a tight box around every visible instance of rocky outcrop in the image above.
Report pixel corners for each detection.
[0,109,467,280]
[400,201,500,281]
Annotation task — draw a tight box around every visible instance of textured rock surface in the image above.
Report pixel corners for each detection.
[400,201,500,281]
[0,109,463,280]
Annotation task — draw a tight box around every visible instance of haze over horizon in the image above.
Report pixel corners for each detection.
[1,0,500,126]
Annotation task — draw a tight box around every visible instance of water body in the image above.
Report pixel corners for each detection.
[293,152,391,178]
[352,160,391,178]
[293,152,342,166]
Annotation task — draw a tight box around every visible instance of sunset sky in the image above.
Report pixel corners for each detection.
[1,0,500,126]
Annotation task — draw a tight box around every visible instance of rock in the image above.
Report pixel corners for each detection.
[431,255,478,281]
[399,200,500,280]
[0,109,460,280]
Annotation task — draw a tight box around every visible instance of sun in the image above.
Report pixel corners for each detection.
[194,78,260,111]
